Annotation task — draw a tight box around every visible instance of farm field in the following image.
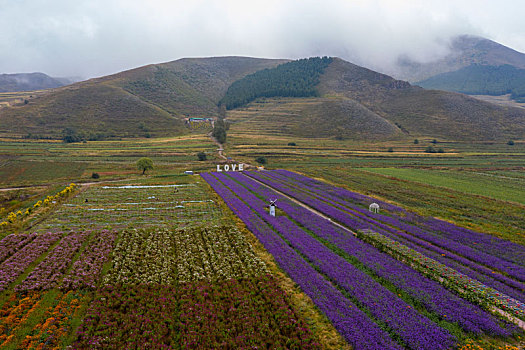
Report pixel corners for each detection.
[358,167,525,205]
[0,126,524,348]
[0,134,217,186]
[203,170,525,349]
[0,172,331,349]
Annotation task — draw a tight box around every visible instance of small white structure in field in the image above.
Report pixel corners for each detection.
[369,203,380,213]
[269,199,277,217]
[184,170,194,175]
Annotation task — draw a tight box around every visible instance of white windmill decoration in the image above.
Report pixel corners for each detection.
[269,199,277,217]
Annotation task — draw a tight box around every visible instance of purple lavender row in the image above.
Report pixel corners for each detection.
[266,170,525,282]
[230,172,517,337]
[0,233,37,264]
[16,232,89,291]
[0,232,62,291]
[274,169,525,268]
[418,216,525,268]
[201,173,403,350]
[252,171,525,292]
[245,171,525,303]
[61,230,118,290]
[215,172,455,350]
[314,195,525,297]
[296,185,525,293]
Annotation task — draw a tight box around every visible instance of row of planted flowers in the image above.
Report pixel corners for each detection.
[357,229,525,322]
[246,170,525,305]
[173,225,268,283]
[0,183,78,232]
[102,225,268,286]
[264,169,525,287]
[0,230,117,292]
[211,171,459,350]
[272,169,525,270]
[228,171,518,337]
[73,276,319,349]
[202,172,405,350]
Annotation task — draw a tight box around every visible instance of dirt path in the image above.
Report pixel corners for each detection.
[0,178,131,192]
[208,131,227,160]
[245,173,357,237]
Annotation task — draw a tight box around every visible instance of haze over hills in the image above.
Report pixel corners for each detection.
[390,35,525,83]
[0,73,76,92]
[0,55,524,141]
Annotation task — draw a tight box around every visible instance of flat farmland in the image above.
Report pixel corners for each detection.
[33,179,224,232]
[0,174,329,349]
[359,167,525,205]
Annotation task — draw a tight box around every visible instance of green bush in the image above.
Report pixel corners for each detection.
[255,156,267,165]
[197,152,207,161]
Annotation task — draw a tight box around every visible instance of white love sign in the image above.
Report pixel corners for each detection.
[216,163,244,172]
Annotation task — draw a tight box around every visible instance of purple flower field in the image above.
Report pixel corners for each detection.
[245,170,525,303]
[202,170,524,349]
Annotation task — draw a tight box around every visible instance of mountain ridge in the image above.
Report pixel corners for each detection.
[0,55,523,141]
[391,35,525,83]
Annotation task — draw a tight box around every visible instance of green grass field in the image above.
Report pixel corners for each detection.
[359,167,525,205]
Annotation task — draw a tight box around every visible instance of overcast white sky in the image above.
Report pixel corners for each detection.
[1,0,524,78]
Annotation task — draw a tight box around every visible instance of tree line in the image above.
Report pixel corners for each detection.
[418,64,525,102]
[219,57,333,109]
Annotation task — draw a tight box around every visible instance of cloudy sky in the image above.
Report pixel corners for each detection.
[1,0,524,79]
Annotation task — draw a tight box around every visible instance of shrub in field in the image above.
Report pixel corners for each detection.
[255,156,267,164]
[91,172,100,179]
[136,157,154,175]
[197,151,207,161]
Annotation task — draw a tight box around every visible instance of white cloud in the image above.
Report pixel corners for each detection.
[0,0,524,78]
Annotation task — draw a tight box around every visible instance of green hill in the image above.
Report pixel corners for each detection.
[226,58,525,141]
[1,55,524,141]
[417,64,525,102]
[0,57,287,139]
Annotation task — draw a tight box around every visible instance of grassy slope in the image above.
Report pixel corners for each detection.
[319,58,525,140]
[0,57,287,139]
[227,97,401,140]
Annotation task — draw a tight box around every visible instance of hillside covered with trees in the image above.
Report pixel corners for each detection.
[219,57,333,109]
[417,64,525,102]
